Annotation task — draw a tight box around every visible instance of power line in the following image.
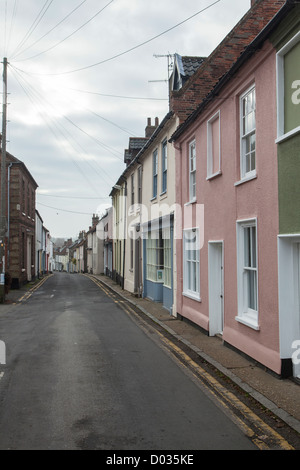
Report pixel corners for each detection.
[9,65,126,160]
[10,0,54,59]
[10,64,124,163]
[67,88,168,101]
[15,0,114,62]
[12,0,88,60]
[9,65,115,193]
[14,0,221,76]
[85,108,136,136]
[37,193,110,200]
[6,0,19,57]
[37,201,96,216]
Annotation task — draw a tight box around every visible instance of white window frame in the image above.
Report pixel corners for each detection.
[146,230,164,283]
[276,31,300,143]
[163,228,172,289]
[189,140,196,202]
[240,85,256,181]
[131,173,135,206]
[207,110,221,179]
[183,228,200,301]
[236,218,259,330]
[161,139,168,194]
[138,166,142,204]
[153,149,158,199]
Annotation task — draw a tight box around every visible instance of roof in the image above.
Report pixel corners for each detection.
[128,137,148,149]
[169,0,287,123]
[124,137,149,165]
[179,55,206,78]
[170,0,294,141]
[110,111,174,197]
[1,150,39,189]
[171,54,205,92]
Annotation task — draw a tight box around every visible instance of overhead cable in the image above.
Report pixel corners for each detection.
[10,0,54,59]
[12,0,88,60]
[14,0,114,62]
[13,0,221,76]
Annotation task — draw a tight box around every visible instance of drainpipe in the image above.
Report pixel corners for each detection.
[173,141,182,316]
[121,178,127,290]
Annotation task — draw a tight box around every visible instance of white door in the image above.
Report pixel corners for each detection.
[208,242,224,336]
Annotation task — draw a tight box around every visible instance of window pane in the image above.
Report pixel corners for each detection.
[183,230,200,296]
[241,87,256,177]
[244,227,250,267]
[251,226,256,268]
[192,261,196,292]
[247,270,257,310]
[250,133,256,151]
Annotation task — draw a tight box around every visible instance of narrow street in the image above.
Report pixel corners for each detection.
[0,273,297,451]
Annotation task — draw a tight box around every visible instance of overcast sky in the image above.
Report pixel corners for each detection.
[0,0,250,239]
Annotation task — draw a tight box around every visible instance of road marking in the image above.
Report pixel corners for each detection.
[154,332,294,451]
[85,274,295,451]
[18,274,53,304]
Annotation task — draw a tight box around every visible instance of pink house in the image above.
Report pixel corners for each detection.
[171,1,296,376]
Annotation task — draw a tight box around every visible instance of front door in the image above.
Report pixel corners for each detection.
[208,242,224,336]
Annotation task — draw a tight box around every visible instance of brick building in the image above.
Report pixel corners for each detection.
[0,150,38,289]
[169,0,286,123]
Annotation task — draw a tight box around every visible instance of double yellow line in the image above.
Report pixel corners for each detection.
[17,274,53,304]
[86,274,295,451]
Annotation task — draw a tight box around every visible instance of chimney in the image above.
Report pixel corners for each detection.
[145,117,159,138]
[92,213,99,227]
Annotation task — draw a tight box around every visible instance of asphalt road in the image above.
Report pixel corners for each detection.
[0,272,258,450]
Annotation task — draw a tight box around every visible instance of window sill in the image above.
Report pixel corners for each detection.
[160,191,167,199]
[235,314,260,331]
[147,278,164,284]
[184,199,197,207]
[234,173,257,186]
[206,170,222,181]
[275,126,300,144]
[183,291,201,302]
[150,196,157,202]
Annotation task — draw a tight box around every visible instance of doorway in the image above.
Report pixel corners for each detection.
[208,241,224,336]
[278,235,300,378]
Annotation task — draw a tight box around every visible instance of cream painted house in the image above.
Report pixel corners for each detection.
[112,114,178,314]
[109,55,205,313]
[133,113,178,314]
[110,180,126,287]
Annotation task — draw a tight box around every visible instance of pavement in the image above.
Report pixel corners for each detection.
[2,272,300,436]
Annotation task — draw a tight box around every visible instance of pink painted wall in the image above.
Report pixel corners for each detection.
[175,41,281,373]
